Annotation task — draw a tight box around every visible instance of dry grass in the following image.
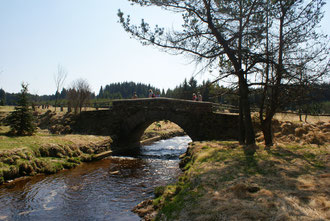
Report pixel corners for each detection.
[274,112,330,123]
[145,121,182,133]
[0,105,106,118]
[142,121,184,140]
[148,140,330,220]
[255,119,330,147]
[0,129,110,151]
[35,106,104,115]
[0,106,15,113]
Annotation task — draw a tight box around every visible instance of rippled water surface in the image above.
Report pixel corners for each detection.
[0,136,191,221]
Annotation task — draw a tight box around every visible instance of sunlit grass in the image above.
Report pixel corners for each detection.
[142,121,184,140]
[148,140,330,220]
[0,132,110,151]
[0,106,15,113]
[274,112,330,123]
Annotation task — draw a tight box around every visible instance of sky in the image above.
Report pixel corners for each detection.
[0,0,329,95]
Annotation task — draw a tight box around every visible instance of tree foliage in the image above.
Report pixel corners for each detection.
[118,0,329,148]
[67,79,92,114]
[257,0,329,146]
[98,81,161,99]
[7,83,36,136]
[118,0,270,149]
[54,65,67,111]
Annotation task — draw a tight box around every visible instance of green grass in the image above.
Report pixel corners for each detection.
[0,132,111,183]
[147,140,330,220]
[154,181,201,220]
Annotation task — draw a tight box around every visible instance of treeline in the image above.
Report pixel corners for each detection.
[98,82,162,99]
[165,77,233,103]
[1,79,329,114]
[164,77,330,114]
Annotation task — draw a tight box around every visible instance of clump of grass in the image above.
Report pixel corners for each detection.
[140,139,330,221]
[0,133,112,184]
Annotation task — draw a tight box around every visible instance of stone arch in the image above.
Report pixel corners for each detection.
[116,109,197,148]
[73,98,239,151]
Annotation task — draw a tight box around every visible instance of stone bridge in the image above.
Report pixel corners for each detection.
[73,98,239,151]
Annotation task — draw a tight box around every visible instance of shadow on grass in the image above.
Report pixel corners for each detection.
[267,146,326,169]
[165,144,329,220]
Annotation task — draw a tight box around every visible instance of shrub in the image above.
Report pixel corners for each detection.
[6,83,36,136]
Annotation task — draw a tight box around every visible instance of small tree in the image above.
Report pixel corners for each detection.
[7,83,36,136]
[257,0,329,146]
[54,65,67,111]
[67,79,92,114]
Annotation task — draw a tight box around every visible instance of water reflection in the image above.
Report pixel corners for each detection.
[0,136,191,221]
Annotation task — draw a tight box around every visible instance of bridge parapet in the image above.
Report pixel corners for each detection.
[111,98,214,113]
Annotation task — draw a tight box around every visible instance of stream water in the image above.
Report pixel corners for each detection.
[0,136,191,221]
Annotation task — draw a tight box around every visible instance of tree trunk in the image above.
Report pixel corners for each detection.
[239,75,255,145]
[238,74,256,156]
[54,92,58,112]
[239,97,245,145]
[261,118,273,146]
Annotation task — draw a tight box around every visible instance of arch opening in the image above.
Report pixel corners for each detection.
[141,120,189,145]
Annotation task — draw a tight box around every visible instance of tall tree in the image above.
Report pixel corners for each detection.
[118,0,267,154]
[257,0,329,146]
[7,83,36,136]
[54,65,67,111]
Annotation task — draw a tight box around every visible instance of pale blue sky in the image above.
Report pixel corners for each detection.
[0,0,329,95]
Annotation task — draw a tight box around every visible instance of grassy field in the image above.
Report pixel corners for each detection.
[134,119,330,220]
[1,105,329,219]
[0,119,112,183]
[0,106,185,184]
[0,106,15,113]
[274,112,330,123]
[0,106,113,183]
[142,121,185,141]
[136,140,330,220]
[0,128,110,151]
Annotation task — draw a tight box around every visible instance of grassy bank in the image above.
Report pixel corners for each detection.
[0,127,112,184]
[135,121,330,220]
[136,142,329,220]
[0,107,185,184]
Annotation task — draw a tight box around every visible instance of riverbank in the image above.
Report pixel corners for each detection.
[0,131,112,184]
[134,120,330,220]
[0,115,185,184]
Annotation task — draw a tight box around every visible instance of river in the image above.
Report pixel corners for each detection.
[0,136,191,221]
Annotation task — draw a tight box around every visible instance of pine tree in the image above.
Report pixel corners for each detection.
[7,83,36,136]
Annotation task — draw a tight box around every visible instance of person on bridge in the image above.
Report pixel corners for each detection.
[132,92,138,99]
[148,89,154,98]
[198,92,203,101]
[192,93,197,101]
